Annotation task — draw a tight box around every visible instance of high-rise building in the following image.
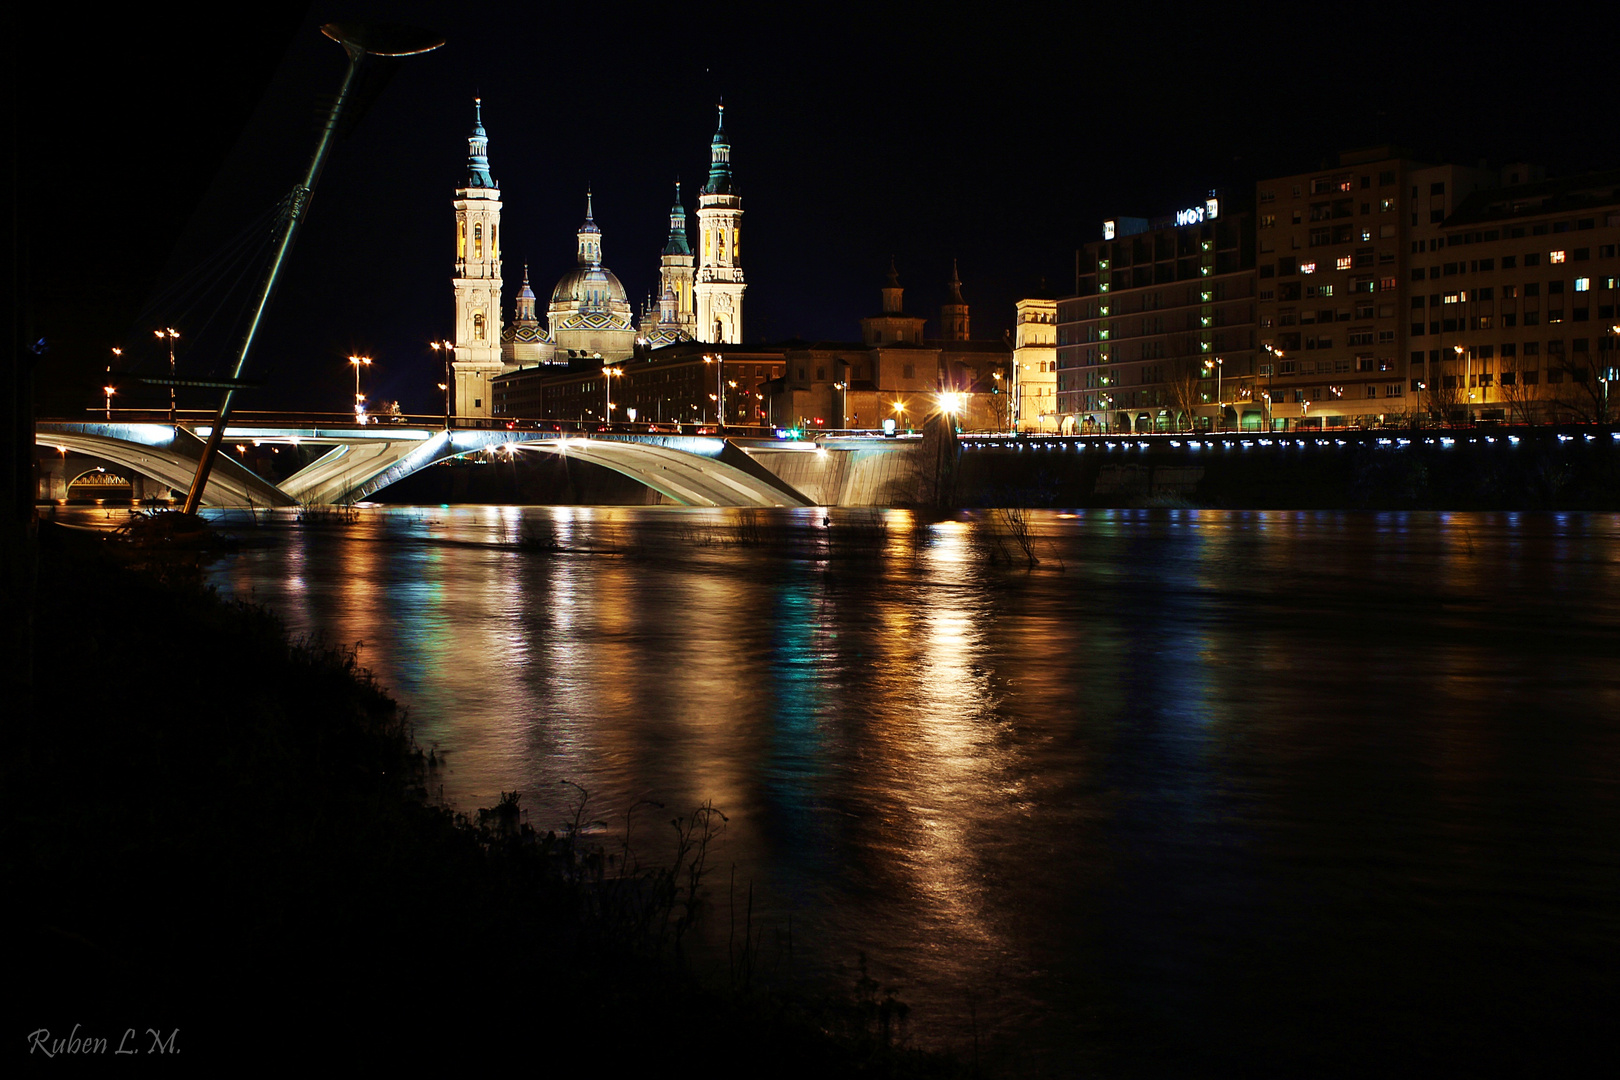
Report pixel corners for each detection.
[1057,195,1256,433]
[1252,149,1501,429]
[1412,170,1620,424]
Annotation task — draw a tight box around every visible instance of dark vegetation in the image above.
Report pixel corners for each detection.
[7,532,974,1073]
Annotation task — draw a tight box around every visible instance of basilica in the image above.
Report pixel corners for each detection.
[448,100,745,420]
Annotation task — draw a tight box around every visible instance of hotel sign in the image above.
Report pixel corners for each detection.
[1176,198,1221,227]
[1104,195,1220,239]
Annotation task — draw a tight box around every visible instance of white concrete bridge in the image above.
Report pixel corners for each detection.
[35,420,921,508]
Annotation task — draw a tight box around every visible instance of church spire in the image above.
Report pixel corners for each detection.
[514,265,537,327]
[663,179,691,256]
[466,97,495,189]
[940,259,970,341]
[882,257,904,314]
[577,188,601,266]
[703,102,733,195]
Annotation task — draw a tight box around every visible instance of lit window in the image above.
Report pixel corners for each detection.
[1319,285,1334,297]
[1336,256,1353,270]
[1381,198,1395,212]
[1575,277,1590,291]
[1301,262,1317,274]
[1551,250,1567,263]
[1361,229,1372,242]
[1380,277,1396,291]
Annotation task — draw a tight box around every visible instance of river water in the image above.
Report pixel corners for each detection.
[144,505,1619,1073]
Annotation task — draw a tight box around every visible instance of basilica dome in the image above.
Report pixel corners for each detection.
[548,191,635,336]
[549,264,630,310]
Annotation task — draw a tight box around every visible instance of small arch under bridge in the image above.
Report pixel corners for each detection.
[35,422,829,508]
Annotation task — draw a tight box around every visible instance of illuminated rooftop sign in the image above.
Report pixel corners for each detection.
[1176,198,1221,226]
[1104,194,1221,238]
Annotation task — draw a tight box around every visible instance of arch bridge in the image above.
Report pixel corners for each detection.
[35,421,835,508]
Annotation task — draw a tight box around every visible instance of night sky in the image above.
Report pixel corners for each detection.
[23,1,1618,417]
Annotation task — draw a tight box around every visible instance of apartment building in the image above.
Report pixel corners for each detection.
[1412,170,1620,424]
[1057,198,1256,433]
[1253,148,1506,429]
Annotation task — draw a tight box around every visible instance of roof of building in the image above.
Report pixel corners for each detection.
[1446,169,1620,228]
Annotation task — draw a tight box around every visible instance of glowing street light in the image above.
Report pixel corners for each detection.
[1203,356,1224,430]
[430,340,454,428]
[349,355,372,423]
[703,353,726,428]
[106,347,121,421]
[155,328,180,427]
[602,364,622,426]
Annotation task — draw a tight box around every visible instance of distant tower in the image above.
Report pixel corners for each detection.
[861,259,926,346]
[451,98,504,420]
[660,180,696,336]
[940,260,970,341]
[695,104,745,344]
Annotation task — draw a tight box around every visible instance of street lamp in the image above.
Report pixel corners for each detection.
[155,328,179,426]
[107,347,120,421]
[1602,324,1620,424]
[430,340,454,427]
[1263,343,1285,430]
[703,353,725,428]
[349,355,372,423]
[1203,356,1224,430]
[602,364,622,426]
[1455,344,1473,425]
[833,381,847,429]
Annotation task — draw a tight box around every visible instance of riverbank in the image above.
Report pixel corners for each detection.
[6,531,975,1073]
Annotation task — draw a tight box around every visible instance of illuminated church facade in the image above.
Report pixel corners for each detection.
[449,100,745,420]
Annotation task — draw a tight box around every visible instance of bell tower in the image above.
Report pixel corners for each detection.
[695,104,745,344]
[452,98,504,421]
[660,180,696,336]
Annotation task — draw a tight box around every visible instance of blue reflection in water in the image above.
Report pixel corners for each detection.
[170,505,1620,1075]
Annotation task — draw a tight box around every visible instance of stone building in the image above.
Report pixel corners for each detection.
[454,102,744,422]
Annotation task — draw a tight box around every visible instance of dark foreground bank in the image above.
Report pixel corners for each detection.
[6,531,973,1074]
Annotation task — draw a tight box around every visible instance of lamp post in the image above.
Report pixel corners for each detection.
[155,328,179,426]
[1415,381,1427,429]
[833,381,847,429]
[430,340,454,428]
[1456,344,1472,425]
[107,347,120,421]
[1602,324,1619,424]
[349,355,372,423]
[703,353,725,428]
[602,364,621,427]
[1262,343,1285,431]
[1204,356,1223,431]
[1099,392,1113,433]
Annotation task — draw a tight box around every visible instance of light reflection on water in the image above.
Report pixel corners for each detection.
[168,505,1620,1072]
